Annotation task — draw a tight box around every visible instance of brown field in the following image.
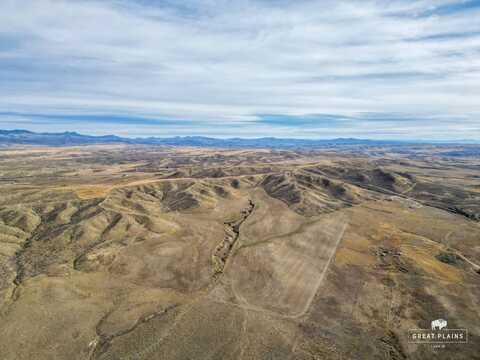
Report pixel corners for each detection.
[0,144,480,359]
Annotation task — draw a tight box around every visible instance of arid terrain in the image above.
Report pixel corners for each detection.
[0,144,480,360]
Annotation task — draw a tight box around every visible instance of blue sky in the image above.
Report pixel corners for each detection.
[0,0,479,139]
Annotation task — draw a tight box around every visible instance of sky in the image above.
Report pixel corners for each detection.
[0,0,479,140]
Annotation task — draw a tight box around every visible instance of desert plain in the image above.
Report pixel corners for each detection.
[0,143,480,359]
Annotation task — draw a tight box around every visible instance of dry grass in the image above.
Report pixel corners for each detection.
[72,185,113,199]
[1,145,480,360]
[401,244,463,283]
[334,247,375,267]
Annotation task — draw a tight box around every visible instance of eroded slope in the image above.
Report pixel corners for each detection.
[0,145,479,360]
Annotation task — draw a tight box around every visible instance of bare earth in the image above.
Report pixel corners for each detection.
[0,144,479,359]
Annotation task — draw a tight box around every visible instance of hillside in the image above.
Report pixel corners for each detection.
[0,144,479,359]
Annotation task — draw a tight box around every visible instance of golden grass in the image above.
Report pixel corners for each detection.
[334,230,375,267]
[401,244,463,283]
[71,185,112,199]
[334,247,375,267]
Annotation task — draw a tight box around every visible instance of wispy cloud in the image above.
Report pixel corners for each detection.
[0,0,479,139]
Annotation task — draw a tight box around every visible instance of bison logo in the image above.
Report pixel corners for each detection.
[431,319,447,330]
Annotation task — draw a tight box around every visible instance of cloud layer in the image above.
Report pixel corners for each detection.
[0,0,479,139]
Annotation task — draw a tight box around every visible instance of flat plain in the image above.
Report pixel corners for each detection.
[0,143,480,360]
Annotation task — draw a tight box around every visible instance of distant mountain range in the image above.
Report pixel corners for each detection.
[0,129,474,148]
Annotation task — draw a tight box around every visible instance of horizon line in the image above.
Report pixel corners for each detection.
[1,128,479,145]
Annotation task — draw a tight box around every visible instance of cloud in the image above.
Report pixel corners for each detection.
[0,0,479,139]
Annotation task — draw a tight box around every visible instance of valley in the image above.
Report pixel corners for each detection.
[0,144,479,359]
